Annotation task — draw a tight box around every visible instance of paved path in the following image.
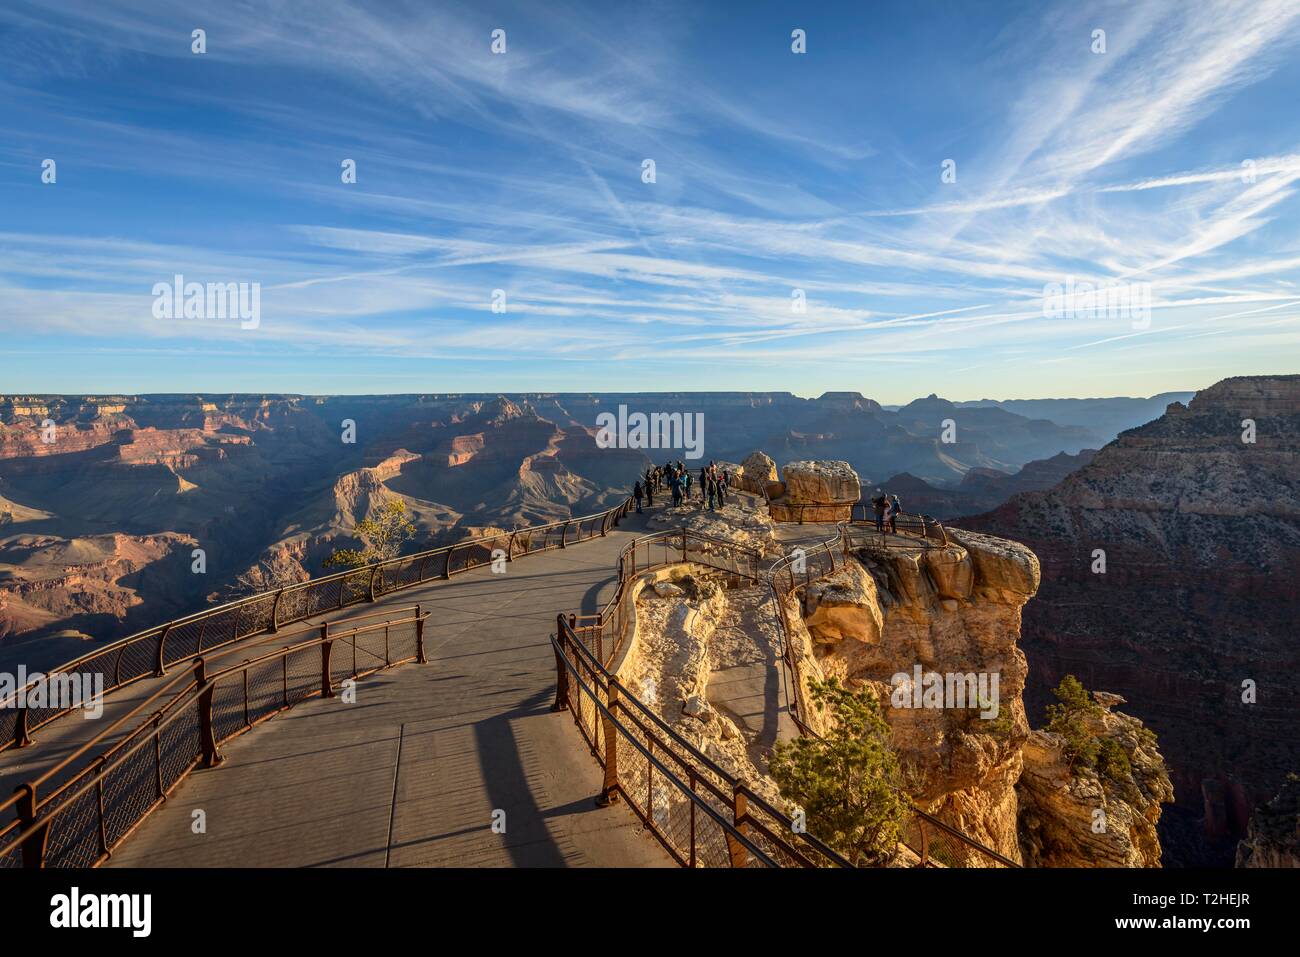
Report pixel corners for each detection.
[101,509,670,867]
[2,492,848,867]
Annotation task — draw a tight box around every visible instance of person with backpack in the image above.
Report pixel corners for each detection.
[872,491,887,533]
[634,480,644,513]
[887,494,902,534]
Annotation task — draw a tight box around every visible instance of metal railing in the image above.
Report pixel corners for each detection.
[767,529,846,737]
[562,528,764,669]
[0,607,429,868]
[0,499,635,753]
[844,507,949,547]
[554,615,852,868]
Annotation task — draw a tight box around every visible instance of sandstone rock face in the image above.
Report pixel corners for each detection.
[1235,775,1300,868]
[1017,694,1174,868]
[795,533,1039,862]
[621,572,779,800]
[737,451,778,495]
[959,375,1300,865]
[781,460,861,503]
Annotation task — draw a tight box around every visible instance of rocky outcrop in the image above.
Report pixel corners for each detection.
[737,451,778,496]
[783,527,1175,865]
[1017,693,1173,867]
[793,532,1037,862]
[960,375,1300,865]
[782,460,861,503]
[766,459,862,522]
[1235,775,1300,868]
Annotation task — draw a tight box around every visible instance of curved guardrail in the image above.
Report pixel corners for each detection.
[552,528,852,868]
[0,498,634,753]
[0,605,429,868]
[553,526,1014,867]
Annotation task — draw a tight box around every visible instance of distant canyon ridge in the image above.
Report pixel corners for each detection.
[0,388,1187,671]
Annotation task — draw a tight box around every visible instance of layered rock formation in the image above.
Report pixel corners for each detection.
[960,375,1300,866]
[1017,693,1173,867]
[735,450,778,496]
[1235,775,1300,868]
[790,530,1040,861]
[767,459,862,522]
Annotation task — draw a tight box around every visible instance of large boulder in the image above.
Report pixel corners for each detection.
[782,460,861,503]
[738,451,778,495]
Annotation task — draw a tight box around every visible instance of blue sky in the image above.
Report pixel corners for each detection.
[1,0,1298,402]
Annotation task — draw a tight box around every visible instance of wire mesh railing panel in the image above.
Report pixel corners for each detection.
[212,677,250,744]
[115,637,158,688]
[159,707,202,793]
[246,657,290,724]
[0,828,23,868]
[284,648,318,709]
[337,570,369,605]
[164,620,205,663]
[101,745,158,851]
[41,785,102,868]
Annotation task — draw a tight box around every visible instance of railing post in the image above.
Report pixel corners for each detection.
[443,545,456,580]
[320,624,333,698]
[270,588,284,633]
[559,521,571,548]
[596,678,620,807]
[11,705,32,749]
[155,624,171,677]
[195,658,224,769]
[14,782,48,868]
[415,605,427,663]
[506,531,517,562]
[367,564,379,602]
[552,616,570,712]
[918,818,930,866]
[725,786,750,868]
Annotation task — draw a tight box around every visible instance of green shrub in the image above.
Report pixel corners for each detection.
[768,678,910,866]
[1045,675,1103,772]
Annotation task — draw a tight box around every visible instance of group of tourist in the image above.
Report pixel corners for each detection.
[870,490,904,534]
[633,461,733,512]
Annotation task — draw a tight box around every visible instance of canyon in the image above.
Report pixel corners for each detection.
[0,389,1171,669]
[961,375,1300,866]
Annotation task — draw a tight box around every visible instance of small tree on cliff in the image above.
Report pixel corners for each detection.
[323,499,416,569]
[768,678,910,865]
[1045,674,1103,772]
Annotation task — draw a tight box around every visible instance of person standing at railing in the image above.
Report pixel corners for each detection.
[717,469,728,505]
[634,480,644,513]
[683,468,692,502]
[872,491,887,534]
[887,494,901,534]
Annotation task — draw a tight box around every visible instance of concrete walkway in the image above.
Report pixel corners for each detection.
[103,510,670,867]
